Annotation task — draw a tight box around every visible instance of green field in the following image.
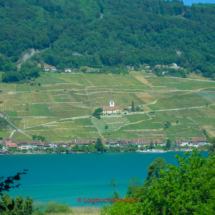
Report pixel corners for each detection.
[0,73,214,142]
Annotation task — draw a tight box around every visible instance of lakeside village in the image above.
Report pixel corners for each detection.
[0,137,210,155]
[0,92,212,155]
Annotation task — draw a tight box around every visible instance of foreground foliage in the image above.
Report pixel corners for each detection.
[0,170,42,215]
[102,150,215,214]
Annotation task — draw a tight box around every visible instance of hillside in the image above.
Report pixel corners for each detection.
[0,72,215,142]
[0,0,215,79]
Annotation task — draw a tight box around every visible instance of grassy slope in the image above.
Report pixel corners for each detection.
[0,73,215,141]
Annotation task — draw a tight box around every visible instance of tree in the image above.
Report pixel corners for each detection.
[32,135,37,141]
[93,108,102,119]
[126,176,141,198]
[81,145,88,153]
[81,68,87,73]
[131,101,134,112]
[110,178,119,204]
[87,142,97,153]
[166,139,171,150]
[164,121,171,129]
[105,125,108,129]
[144,157,166,187]
[136,106,140,111]
[95,138,106,153]
[71,144,80,151]
[149,140,154,149]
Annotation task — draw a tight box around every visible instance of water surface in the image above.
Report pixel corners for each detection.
[0,152,208,207]
[184,0,215,5]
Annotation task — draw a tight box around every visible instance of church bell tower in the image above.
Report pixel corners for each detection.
[109,93,115,107]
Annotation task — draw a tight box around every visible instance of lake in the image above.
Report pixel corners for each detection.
[0,151,208,208]
[184,0,215,5]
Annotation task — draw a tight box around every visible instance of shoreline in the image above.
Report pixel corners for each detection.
[2,149,208,155]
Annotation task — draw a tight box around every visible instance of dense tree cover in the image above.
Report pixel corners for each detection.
[1,0,215,78]
[1,56,41,83]
[102,150,215,214]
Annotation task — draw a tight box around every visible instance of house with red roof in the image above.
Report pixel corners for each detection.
[50,66,57,73]
[4,141,17,149]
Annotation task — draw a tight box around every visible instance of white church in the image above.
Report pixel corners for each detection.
[102,94,121,115]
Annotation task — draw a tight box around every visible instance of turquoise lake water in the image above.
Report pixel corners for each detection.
[0,152,208,208]
[184,0,215,5]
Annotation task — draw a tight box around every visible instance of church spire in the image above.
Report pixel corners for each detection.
[109,93,115,107]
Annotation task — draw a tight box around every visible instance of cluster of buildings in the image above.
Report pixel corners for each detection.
[173,138,209,148]
[44,66,57,73]
[0,137,209,153]
[44,67,76,73]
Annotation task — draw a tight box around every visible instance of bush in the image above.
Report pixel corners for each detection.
[44,201,73,214]
[0,194,36,215]
[22,149,28,153]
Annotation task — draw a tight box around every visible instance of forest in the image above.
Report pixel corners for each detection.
[0,0,215,81]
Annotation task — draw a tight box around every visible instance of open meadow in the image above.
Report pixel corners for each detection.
[0,72,215,142]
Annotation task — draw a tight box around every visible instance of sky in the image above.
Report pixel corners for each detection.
[183,0,215,5]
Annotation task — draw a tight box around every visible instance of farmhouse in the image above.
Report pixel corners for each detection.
[44,68,50,72]
[50,66,57,73]
[4,141,17,149]
[65,68,72,73]
[103,94,121,115]
[126,66,134,70]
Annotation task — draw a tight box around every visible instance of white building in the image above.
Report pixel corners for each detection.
[65,68,72,73]
[103,94,121,115]
[181,139,189,146]
[109,93,115,107]
[44,68,50,72]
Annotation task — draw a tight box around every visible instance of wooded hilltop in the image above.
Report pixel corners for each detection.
[1,0,215,81]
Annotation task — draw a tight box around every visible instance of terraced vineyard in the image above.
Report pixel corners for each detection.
[1,72,215,142]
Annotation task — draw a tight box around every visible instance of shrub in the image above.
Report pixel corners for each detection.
[44,201,73,214]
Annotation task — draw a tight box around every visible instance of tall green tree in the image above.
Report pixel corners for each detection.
[131,101,134,112]
[166,139,171,150]
[144,157,166,187]
[95,138,106,152]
